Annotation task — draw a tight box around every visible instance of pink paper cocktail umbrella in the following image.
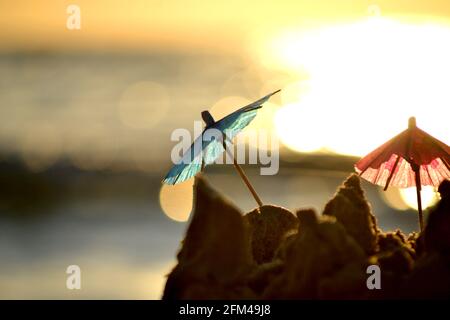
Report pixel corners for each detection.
[355,117,450,231]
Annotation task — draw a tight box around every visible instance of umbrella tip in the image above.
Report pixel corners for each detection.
[408,116,416,128]
[201,110,215,127]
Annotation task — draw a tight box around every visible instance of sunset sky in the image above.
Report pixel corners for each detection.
[2,0,450,53]
[1,0,449,215]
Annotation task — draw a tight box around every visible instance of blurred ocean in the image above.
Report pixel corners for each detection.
[0,53,421,299]
[0,52,260,169]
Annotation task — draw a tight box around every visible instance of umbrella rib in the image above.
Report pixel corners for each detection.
[357,139,402,177]
[383,154,401,191]
[357,151,385,177]
[424,163,434,186]
[357,166,368,177]
[373,164,383,185]
[373,154,395,186]
[442,157,450,172]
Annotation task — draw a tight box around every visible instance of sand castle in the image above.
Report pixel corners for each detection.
[163,175,450,299]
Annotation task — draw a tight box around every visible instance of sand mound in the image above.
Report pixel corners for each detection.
[163,175,450,299]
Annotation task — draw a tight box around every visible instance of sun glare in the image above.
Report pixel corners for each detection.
[381,186,440,211]
[262,17,450,157]
[399,186,440,211]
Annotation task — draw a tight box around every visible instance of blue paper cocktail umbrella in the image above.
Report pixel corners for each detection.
[163,90,280,207]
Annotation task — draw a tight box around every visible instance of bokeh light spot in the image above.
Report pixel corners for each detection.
[399,186,440,211]
[210,96,250,121]
[381,186,440,211]
[159,179,194,222]
[19,124,62,172]
[380,188,411,211]
[66,124,117,171]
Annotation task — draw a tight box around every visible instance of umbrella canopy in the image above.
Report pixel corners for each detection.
[355,117,450,190]
[163,90,280,207]
[355,117,450,231]
[163,90,280,185]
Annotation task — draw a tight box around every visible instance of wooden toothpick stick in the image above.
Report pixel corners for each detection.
[223,141,263,207]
